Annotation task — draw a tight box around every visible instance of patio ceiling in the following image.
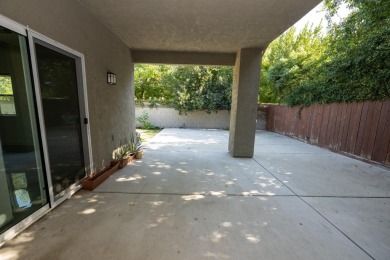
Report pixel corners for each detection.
[79,0,322,54]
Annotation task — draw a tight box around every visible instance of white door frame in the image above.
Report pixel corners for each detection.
[0,15,47,246]
[27,30,93,207]
[0,14,93,244]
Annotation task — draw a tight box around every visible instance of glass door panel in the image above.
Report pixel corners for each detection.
[0,26,47,234]
[34,43,86,200]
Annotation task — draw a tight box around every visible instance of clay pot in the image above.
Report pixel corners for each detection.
[135,151,143,159]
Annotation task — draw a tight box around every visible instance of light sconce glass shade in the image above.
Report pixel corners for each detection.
[107,72,116,85]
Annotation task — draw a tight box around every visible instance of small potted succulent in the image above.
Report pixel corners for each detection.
[112,133,143,168]
[133,132,144,159]
[113,143,132,169]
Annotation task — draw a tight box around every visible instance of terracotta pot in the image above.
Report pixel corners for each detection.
[118,156,133,169]
[135,150,143,159]
[81,161,119,191]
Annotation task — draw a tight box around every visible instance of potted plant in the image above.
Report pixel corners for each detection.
[113,143,133,169]
[135,149,143,159]
[112,133,144,169]
[129,133,144,159]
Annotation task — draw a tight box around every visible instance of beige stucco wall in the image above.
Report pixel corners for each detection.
[136,107,230,129]
[136,107,267,130]
[0,0,135,168]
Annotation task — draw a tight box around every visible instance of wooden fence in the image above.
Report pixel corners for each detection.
[266,101,390,167]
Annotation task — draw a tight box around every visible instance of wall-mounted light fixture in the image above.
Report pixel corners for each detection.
[107,72,116,85]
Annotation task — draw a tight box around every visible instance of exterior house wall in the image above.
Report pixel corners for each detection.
[0,0,135,168]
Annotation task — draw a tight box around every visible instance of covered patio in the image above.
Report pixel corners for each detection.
[1,0,328,245]
[1,129,389,259]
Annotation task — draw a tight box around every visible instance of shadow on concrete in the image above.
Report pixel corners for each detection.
[1,129,389,259]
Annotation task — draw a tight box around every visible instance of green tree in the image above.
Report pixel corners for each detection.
[170,66,232,114]
[260,24,327,104]
[170,66,207,113]
[323,0,390,101]
[134,64,232,113]
[134,64,174,103]
[201,67,232,112]
[286,0,390,106]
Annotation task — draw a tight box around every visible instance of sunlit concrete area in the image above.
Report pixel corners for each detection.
[1,129,389,259]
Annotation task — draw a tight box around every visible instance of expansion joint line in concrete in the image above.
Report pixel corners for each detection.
[300,195,390,199]
[92,190,390,199]
[251,157,375,260]
[91,191,296,198]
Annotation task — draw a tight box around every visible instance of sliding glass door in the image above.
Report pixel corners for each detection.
[29,35,91,203]
[0,16,91,242]
[35,43,86,200]
[0,25,48,234]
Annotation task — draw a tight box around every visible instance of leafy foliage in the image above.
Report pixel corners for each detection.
[260,24,326,103]
[0,75,13,95]
[35,47,78,101]
[136,111,158,130]
[134,64,174,105]
[134,65,232,114]
[170,66,232,114]
[0,75,14,102]
[318,0,390,102]
[112,133,142,160]
[261,0,390,106]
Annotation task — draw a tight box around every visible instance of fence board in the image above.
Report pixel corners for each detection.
[277,106,285,132]
[307,104,317,141]
[273,106,277,131]
[338,104,347,149]
[271,106,276,130]
[306,107,313,140]
[341,103,353,151]
[268,106,274,130]
[330,104,338,149]
[330,104,338,148]
[291,107,300,136]
[279,106,284,132]
[319,104,331,146]
[346,102,363,154]
[387,141,390,166]
[372,101,390,163]
[336,103,348,150]
[333,104,343,150]
[266,106,271,130]
[325,104,335,147]
[332,104,341,149]
[387,133,390,165]
[284,107,290,133]
[297,108,304,139]
[311,104,323,144]
[362,101,382,159]
[300,107,311,140]
[359,102,377,158]
[273,106,279,131]
[288,108,293,134]
[283,107,289,134]
[355,102,371,156]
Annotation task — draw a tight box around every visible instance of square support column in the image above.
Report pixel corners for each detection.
[229,48,262,157]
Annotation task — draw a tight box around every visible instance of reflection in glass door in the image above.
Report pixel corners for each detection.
[34,43,86,201]
[0,25,47,234]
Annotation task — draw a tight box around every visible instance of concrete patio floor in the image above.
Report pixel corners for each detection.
[1,129,390,260]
